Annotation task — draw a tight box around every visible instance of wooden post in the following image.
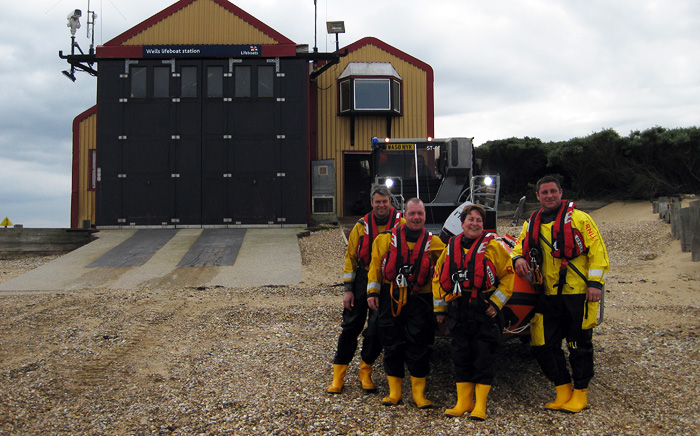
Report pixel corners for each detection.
[658,196,669,221]
[690,200,700,262]
[670,203,681,239]
[679,207,692,252]
[652,201,659,214]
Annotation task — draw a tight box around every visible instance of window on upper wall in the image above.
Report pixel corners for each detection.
[130,66,147,98]
[235,66,251,97]
[207,66,223,98]
[181,66,197,98]
[258,66,274,98]
[355,79,391,110]
[153,67,170,98]
[337,63,402,116]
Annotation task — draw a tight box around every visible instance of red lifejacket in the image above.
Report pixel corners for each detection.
[439,232,498,294]
[522,200,587,264]
[381,225,433,291]
[356,208,401,267]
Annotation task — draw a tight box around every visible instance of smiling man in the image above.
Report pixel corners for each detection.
[366,198,445,409]
[512,176,610,414]
[328,185,404,394]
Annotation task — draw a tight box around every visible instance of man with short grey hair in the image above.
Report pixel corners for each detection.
[327,185,404,394]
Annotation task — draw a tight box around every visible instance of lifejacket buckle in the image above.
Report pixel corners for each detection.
[452,269,468,283]
[398,264,415,276]
[396,273,408,288]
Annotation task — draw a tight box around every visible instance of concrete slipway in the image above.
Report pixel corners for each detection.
[0,228,303,292]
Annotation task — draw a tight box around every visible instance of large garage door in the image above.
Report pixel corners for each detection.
[96,58,308,227]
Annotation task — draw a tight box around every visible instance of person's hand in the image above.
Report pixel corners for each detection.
[587,287,602,303]
[367,296,379,311]
[514,258,531,278]
[485,302,498,318]
[343,291,354,310]
[436,313,447,324]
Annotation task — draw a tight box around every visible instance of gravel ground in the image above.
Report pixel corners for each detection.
[0,217,699,435]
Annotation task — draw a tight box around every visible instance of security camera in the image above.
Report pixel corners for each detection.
[67,9,82,36]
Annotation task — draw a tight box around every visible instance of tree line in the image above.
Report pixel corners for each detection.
[474,126,700,202]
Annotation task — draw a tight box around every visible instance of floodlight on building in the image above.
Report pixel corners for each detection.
[326,21,345,52]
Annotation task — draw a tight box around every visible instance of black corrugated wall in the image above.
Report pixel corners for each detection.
[96,57,308,226]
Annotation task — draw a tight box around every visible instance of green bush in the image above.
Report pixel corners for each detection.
[475,126,700,201]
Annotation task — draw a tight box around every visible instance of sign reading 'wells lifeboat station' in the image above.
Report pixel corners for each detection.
[142,45,262,58]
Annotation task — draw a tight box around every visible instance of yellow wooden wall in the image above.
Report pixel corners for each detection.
[315,43,430,216]
[118,0,280,46]
[75,112,97,227]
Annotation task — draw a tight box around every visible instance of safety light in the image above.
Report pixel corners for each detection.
[427,137,433,142]
[385,178,394,188]
[484,176,494,186]
[384,137,390,143]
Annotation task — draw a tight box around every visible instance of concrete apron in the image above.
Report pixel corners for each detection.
[0,228,303,293]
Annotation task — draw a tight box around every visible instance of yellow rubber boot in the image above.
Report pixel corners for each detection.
[445,382,475,417]
[327,364,348,394]
[359,360,377,392]
[544,383,573,410]
[382,376,403,406]
[469,384,491,421]
[410,376,433,409]
[561,388,589,413]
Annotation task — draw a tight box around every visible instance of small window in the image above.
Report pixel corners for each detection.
[339,80,351,112]
[181,66,197,98]
[153,67,170,98]
[392,80,401,113]
[130,66,147,98]
[207,66,223,98]
[235,66,251,97]
[89,149,97,191]
[258,66,274,98]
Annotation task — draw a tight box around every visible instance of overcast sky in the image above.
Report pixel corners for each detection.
[1,0,698,227]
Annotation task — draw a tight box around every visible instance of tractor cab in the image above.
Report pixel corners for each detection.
[370,136,500,230]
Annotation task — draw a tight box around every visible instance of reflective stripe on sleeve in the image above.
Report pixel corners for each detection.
[588,269,604,279]
[367,281,382,292]
[493,289,508,306]
[434,299,447,309]
[344,272,356,281]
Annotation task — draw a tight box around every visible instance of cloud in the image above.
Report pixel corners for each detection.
[1,0,699,227]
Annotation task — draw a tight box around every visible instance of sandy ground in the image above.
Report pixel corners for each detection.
[0,201,698,435]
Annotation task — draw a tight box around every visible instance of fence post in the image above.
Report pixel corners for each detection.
[690,200,700,262]
[670,202,681,239]
[680,207,692,252]
[658,196,669,221]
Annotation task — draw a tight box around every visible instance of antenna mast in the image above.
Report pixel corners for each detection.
[86,0,98,55]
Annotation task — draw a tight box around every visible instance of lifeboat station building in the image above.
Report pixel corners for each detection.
[68,0,433,228]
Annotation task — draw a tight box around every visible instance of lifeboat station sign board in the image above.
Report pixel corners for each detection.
[143,45,262,58]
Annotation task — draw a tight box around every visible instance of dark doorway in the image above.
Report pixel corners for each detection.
[343,152,373,216]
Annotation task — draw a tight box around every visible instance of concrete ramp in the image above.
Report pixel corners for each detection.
[0,228,303,292]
